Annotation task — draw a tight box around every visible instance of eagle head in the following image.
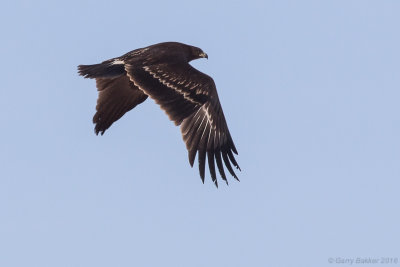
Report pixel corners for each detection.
[189,46,208,61]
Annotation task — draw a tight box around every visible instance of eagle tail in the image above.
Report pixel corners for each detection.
[77,62,125,79]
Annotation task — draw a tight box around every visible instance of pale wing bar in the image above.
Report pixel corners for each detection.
[125,63,206,126]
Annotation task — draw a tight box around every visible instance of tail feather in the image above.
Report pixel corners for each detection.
[78,62,125,79]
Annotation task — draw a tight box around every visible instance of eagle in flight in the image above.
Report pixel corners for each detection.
[78,42,240,187]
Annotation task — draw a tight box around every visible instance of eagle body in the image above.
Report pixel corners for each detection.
[78,42,240,186]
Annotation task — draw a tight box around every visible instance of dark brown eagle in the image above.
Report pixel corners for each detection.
[78,42,240,186]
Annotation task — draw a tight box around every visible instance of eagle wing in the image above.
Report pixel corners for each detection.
[93,75,148,135]
[125,62,240,186]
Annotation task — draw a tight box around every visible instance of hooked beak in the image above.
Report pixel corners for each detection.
[199,52,208,59]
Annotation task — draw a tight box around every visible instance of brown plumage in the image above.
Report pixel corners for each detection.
[78,42,240,186]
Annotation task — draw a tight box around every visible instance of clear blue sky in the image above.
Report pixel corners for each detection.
[1,0,399,266]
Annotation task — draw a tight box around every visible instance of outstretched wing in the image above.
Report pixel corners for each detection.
[125,62,240,186]
[93,75,148,135]
[78,63,148,135]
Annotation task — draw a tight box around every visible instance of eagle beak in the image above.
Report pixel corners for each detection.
[199,52,208,59]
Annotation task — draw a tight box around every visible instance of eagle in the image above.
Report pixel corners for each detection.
[78,42,240,187]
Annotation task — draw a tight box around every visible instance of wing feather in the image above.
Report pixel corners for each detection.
[125,61,240,185]
[93,76,147,135]
[215,150,226,182]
